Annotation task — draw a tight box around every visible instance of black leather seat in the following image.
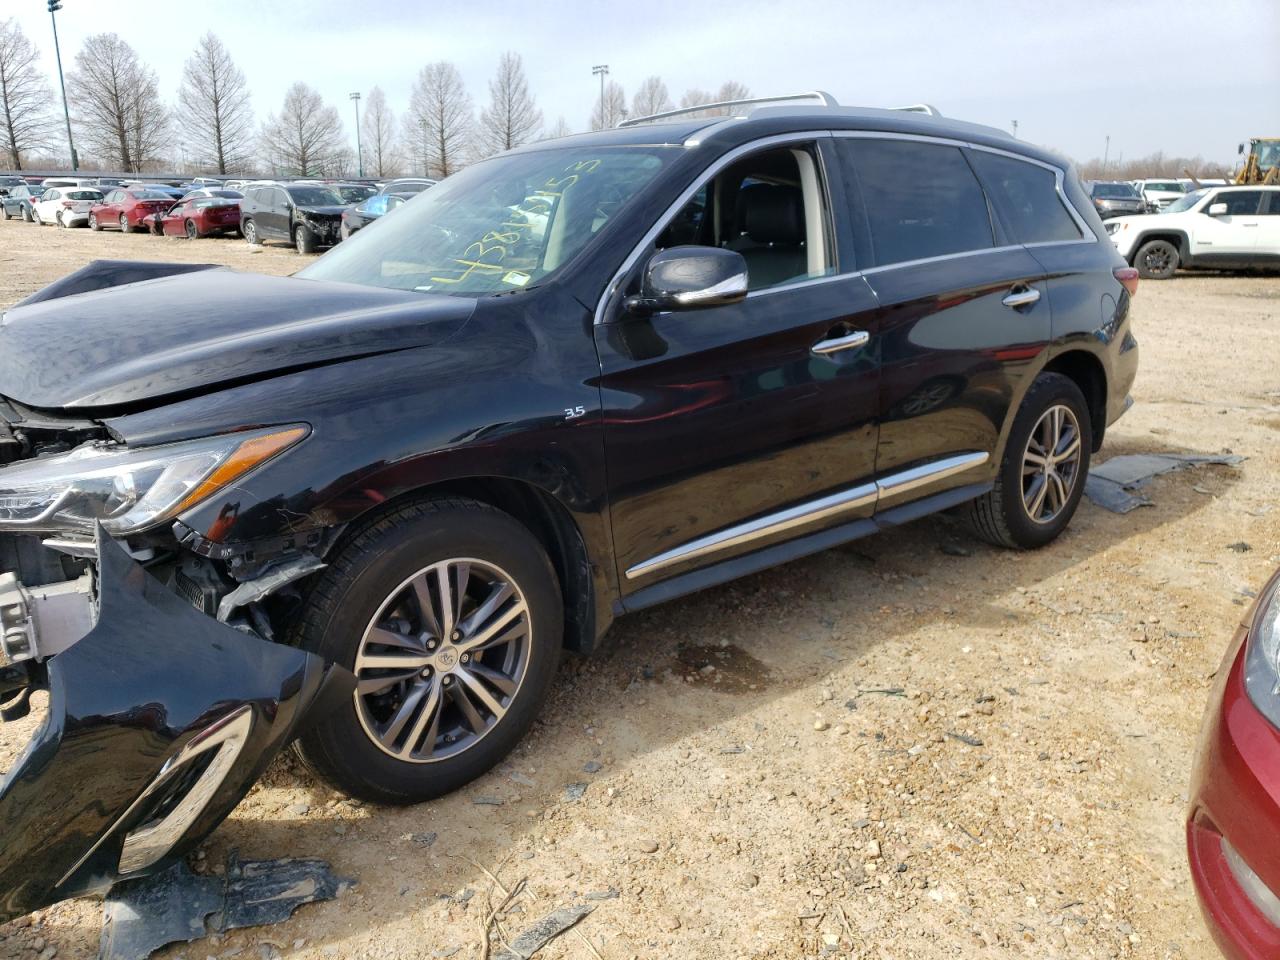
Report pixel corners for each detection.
[727,183,808,289]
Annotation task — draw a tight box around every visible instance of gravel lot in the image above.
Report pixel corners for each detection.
[1,217,1278,960]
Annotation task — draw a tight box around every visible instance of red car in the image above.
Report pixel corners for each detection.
[148,196,242,238]
[89,187,179,233]
[1188,567,1280,959]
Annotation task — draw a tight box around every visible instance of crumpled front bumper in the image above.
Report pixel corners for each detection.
[0,530,353,922]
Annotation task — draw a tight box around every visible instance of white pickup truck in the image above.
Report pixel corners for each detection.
[1131,178,1187,210]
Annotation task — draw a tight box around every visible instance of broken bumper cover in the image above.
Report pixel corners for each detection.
[0,530,353,922]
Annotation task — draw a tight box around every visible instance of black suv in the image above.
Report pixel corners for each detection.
[239,181,347,253]
[0,95,1138,911]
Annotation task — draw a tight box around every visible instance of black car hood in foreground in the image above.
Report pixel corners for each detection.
[0,262,475,409]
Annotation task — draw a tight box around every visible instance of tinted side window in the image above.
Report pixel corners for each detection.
[1217,191,1263,215]
[844,139,993,267]
[969,152,1082,244]
[1262,192,1280,215]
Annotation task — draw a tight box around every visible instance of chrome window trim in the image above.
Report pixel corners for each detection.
[625,451,989,580]
[593,131,835,325]
[859,244,1022,277]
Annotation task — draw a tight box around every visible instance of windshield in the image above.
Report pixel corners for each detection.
[1161,188,1208,214]
[1092,182,1138,198]
[337,184,376,203]
[1144,181,1184,193]
[300,146,674,295]
[287,186,343,206]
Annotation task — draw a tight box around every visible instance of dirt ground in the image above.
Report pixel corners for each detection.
[1,216,1277,960]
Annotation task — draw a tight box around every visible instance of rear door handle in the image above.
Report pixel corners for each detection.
[1002,286,1041,310]
[812,330,870,355]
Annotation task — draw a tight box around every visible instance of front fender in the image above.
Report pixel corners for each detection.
[0,531,352,921]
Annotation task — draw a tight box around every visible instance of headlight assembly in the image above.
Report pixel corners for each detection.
[1244,576,1280,730]
[0,425,307,536]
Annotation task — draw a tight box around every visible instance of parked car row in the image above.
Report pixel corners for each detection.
[1,174,436,253]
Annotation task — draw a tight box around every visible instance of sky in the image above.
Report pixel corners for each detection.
[8,0,1279,167]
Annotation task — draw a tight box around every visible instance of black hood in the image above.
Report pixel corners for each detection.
[0,265,475,409]
[297,205,347,218]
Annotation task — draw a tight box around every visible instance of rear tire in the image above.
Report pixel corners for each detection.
[119,213,132,234]
[22,205,33,223]
[185,218,198,240]
[962,372,1092,549]
[1134,239,1179,280]
[89,213,101,231]
[292,497,563,804]
[55,211,64,228]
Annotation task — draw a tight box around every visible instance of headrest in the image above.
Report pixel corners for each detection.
[738,183,804,245]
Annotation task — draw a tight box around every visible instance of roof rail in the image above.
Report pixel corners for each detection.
[889,103,942,116]
[618,90,840,128]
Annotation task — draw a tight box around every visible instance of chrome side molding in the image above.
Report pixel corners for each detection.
[625,451,989,579]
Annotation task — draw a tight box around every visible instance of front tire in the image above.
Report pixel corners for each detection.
[963,372,1092,549]
[293,498,563,804]
[242,218,258,245]
[1134,239,1179,280]
[294,224,317,254]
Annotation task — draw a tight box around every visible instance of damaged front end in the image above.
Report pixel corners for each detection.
[0,523,351,922]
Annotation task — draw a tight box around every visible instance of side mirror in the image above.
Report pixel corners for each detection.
[1207,202,1228,217]
[624,246,748,315]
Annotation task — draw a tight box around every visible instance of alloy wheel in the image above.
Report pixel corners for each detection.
[1021,404,1083,524]
[1142,247,1171,274]
[353,558,532,763]
[186,219,197,240]
[119,214,128,232]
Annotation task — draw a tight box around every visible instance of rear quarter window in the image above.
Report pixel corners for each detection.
[842,139,994,267]
[968,151,1083,244]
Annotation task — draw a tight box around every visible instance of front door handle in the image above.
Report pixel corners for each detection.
[811,330,870,356]
[1002,286,1041,310]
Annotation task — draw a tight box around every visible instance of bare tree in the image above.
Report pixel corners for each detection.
[631,76,673,119]
[361,86,399,177]
[408,61,472,178]
[176,33,252,174]
[0,19,52,170]
[259,82,346,177]
[543,116,572,141]
[589,80,627,130]
[67,33,168,172]
[715,81,751,104]
[679,88,715,117]
[476,51,541,158]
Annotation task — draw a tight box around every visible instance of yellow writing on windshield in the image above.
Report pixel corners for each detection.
[429,159,602,286]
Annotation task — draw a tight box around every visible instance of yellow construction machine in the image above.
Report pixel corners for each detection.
[1236,137,1280,185]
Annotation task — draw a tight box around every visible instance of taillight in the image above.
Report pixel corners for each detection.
[1114,266,1139,297]
[61,200,74,208]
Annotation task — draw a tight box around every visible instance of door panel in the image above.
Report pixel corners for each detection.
[1256,192,1280,258]
[1189,191,1264,257]
[865,247,1051,484]
[598,275,881,588]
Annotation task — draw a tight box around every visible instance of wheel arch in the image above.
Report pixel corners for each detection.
[326,476,604,655]
[1041,349,1108,452]
[1129,228,1190,263]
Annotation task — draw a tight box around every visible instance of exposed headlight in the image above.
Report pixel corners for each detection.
[1244,576,1280,729]
[0,426,307,536]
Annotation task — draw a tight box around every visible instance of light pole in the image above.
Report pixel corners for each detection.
[419,117,428,177]
[349,92,362,178]
[1103,135,1111,176]
[592,64,609,128]
[47,0,77,171]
